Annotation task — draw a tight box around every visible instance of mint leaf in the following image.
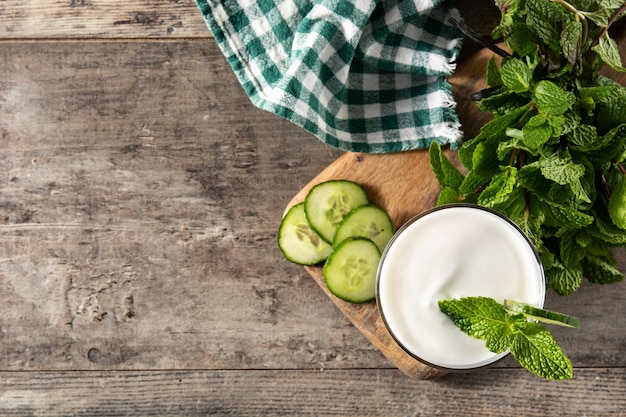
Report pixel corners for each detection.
[437,187,461,205]
[583,255,624,284]
[477,167,518,208]
[567,124,598,148]
[538,149,592,204]
[533,81,576,116]
[486,57,502,88]
[497,134,535,160]
[537,196,594,228]
[574,229,592,247]
[518,164,552,197]
[493,0,524,39]
[522,114,553,150]
[590,125,626,161]
[474,104,530,141]
[592,35,626,73]
[580,10,612,28]
[438,297,516,354]
[510,321,573,380]
[559,231,586,268]
[472,139,504,178]
[546,114,568,137]
[589,214,626,245]
[459,169,489,195]
[580,1,623,27]
[539,150,585,186]
[477,90,531,116]
[561,19,582,67]
[608,178,626,229]
[525,0,568,52]
[501,58,534,93]
[429,141,464,190]
[599,0,626,11]
[458,138,481,170]
[439,297,574,380]
[492,186,527,220]
[577,85,621,111]
[546,259,583,295]
[568,175,593,204]
[506,21,539,57]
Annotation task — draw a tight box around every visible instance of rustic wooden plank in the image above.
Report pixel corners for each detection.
[0,0,500,40]
[0,368,625,416]
[1,40,395,372]
[0,0,210,39]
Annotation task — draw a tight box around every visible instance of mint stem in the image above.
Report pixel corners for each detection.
[600,171,612,198]
[590,2,626,48]
[508,149,519,167]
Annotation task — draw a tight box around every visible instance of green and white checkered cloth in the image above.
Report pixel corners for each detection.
[196,0,464,153]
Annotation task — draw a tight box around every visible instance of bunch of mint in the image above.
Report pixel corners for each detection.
[432,0,626,296]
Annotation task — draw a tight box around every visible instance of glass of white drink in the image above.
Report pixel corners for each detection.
[376,204,546,371]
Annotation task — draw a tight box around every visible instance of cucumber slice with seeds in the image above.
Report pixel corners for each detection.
[278,202,333,265]
[333,204,395,252]
[323,238,380,303]
[504,299,581,328]
[304,180,369,243]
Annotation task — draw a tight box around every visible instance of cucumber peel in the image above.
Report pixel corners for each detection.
[323,238,380,303]
[504,300,581,328]
[278,203,333,265]
[304,180,369,243]
[333,204,395,252]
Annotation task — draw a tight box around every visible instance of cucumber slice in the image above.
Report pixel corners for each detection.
[504,300,581,328]
[333,204,395,252]
[278,203,333,265]
[323,238,380,303]
[304,180,369,243]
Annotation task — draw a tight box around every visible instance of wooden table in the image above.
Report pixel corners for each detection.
[1,1,625,415]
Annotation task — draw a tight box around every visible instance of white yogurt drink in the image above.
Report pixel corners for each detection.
[376,204,545,370]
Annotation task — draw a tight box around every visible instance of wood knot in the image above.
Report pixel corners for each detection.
[87,348,101,363]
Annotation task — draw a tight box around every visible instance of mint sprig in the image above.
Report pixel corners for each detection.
[438,297,573,380]
[434,0,626,296]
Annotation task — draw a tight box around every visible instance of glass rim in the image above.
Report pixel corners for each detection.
[375,203,546,372]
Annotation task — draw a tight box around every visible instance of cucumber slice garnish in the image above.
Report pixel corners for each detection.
[323,238,380,303]
[304,180,369,243]
[504,300,581,328]
[278,203,333,265]
[333,204,395,252]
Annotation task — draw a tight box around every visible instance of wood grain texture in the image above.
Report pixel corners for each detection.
[1,368,625,416]
[0,0,210,39]
[0,0,500,40]
[2,40,397,372]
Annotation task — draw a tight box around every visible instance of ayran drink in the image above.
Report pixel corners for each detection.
[376,204,545,370]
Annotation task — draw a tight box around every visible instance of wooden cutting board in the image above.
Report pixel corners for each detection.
[284,48,496,379]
